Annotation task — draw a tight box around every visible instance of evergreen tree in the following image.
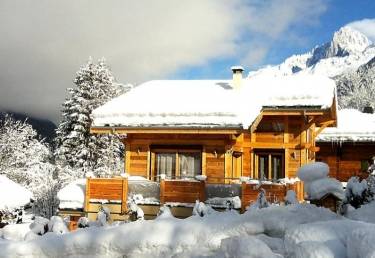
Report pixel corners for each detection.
[55,58,124,181]
[0,114,59,218]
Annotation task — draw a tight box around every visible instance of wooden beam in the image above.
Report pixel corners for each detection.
[243,142,300,149]
[262,110,325,116]
[121,178,128,214]
[315,120,335,136]
[91,127,244,135]
[160,179,165,205]
[250,113,263,133]
[84,178,90,213]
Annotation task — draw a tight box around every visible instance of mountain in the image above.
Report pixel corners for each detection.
[0,112,57,143]
[248,26,375,111]
[249,26,375,79]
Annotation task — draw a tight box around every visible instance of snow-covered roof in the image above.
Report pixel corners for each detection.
[0,175,33,210]
[92,74,336,129]
[317,109,375,142]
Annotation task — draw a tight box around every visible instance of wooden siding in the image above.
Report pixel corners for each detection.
[160,179,205,204]
[121,114,321,182]
[85,178,128,214]
[316,142,375,181]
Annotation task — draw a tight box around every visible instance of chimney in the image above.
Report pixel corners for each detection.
[363,106,374,114]
[231,66,244,90]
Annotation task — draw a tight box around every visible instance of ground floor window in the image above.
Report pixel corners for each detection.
[153,148,201,179]
[254,151,284,180]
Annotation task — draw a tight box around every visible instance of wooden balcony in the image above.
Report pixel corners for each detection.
[81,177,304,220]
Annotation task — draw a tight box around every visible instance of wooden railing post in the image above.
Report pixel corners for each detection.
[121,178,128,214]
[160,179,165,205]
[199,180,206,202]
[241,181,246,213]
[84,178,91,212]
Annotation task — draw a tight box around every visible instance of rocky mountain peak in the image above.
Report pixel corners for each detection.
[330,26,371,55]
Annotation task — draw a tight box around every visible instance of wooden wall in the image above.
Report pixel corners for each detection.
[123,114,319,182]
[316,142,375,181]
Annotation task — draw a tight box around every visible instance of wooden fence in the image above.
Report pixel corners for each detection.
[241,181,304,212]
[84,178,128,214]
[160,179,205,204]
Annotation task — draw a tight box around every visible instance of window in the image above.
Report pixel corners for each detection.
[153,148,201,179]
[255,151,284,180]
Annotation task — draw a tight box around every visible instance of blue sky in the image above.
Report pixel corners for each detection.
[173,0,375,80]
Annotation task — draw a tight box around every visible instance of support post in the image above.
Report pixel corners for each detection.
[160,179,165,205]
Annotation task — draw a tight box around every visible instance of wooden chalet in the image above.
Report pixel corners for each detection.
[316,108,375,182]
[86,67,337,218]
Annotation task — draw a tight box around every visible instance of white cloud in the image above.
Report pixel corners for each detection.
[240,0,327,67]
[0,0,328,123]
[346,18,375,42]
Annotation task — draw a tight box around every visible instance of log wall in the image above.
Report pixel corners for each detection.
[122,114,320,182]
[316,142,375,181]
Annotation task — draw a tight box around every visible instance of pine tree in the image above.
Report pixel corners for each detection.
[55,58,124,181]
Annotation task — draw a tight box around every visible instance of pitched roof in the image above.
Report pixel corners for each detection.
[317,109,375,142]
[92,74,336,129]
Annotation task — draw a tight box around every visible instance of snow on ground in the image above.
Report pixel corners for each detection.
[57,179,86,210]
[2,202,375,257]
[0,175,33,210]
[0,204,341,258]
[346,201,375,224]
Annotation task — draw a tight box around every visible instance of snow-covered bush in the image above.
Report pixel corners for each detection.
[297,162,344,201]
[284,190,298,205]
[97,205,111,226]
[248,188,269,211]
[30,216,50,235]
[344,176,371,209]
[192,201,216,217]
[48,216,68,234]
[77,217,90,228]
[129,202,144,221]
[156,205,173,219]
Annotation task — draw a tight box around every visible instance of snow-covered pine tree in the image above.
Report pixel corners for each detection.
[0,114,59,218]
[55,58,125,182]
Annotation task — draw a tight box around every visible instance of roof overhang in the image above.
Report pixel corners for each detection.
[90,126,245,135]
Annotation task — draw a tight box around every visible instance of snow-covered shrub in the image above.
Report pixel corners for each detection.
[48,216,68,234]
[192,201,216,217]
[248,188,269,211]
[77,217,90,228]
[129,202,144,221]
[30,216,49,235]
[156,205,173,219]
[284,190,298,205]
[345,176,371,209]
[297,162,344,201]
[97,205,111,226]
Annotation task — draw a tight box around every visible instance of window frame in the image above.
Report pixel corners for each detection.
[151,147,202,180]
[254,150,285,181]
